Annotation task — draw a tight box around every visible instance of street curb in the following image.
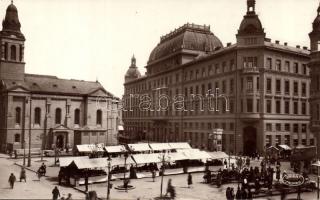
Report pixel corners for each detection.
[14,162,49,178]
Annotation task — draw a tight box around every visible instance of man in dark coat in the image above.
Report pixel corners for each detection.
[52,186,60,200]
[8,173,16,189]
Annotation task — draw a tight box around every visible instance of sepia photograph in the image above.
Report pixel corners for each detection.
[0,0,320,199]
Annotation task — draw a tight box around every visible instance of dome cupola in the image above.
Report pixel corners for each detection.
[125,55,141,83]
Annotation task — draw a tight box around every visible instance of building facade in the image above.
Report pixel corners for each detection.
[309,4,320,158]
[123,0,314,155]
[0,3,121,152]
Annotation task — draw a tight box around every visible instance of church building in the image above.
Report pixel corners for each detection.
[0,2,121,152]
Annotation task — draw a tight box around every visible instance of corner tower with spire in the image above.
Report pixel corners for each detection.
[0,1,25,81]
[236,0,265,46]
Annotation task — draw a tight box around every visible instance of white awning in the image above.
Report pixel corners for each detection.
[105,145,127,153]
[118,125,124,131]
[76,145,92,152]
[208,151,229,159]
[149,143,173,151]
[77,144,105,152]
[110,156,135,167]
[177,149,211,160]
[128,143,151,152]
[132,153,162,164]
[278,144,292,151]
[59,156,89,167]
[168,142,191,149]
[169,152,189,161]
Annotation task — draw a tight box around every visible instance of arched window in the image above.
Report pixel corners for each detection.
[96,110,102,125]
[14,134,20,142]
[15,107,21,124]
[34,107,41,124]
[55,108,62,124]
[10,45,16,61]
[74,109,80,125]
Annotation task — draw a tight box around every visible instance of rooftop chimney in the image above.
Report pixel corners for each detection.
[296,45,300,49]
[284,42,288,46]
[303,46,308,50]
[275,40,280,44]
[227,42,231,47]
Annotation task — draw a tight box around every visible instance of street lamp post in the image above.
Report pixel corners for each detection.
[159,151,170,198]
[123,152,128,192]
[27,98,32,167]
[107,156,112,200]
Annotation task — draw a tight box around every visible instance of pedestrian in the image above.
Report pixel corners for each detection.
[66,193,73,200]
[40,163,46,176]
[8,173,16,189]
[230,187,235,200]
[235,186,241,200]
[247,189,253,200]
[166,178,175,198]
[187,173,192,188]
[226,187,231,200]
[20,167,26,182]
[52,186,60,200]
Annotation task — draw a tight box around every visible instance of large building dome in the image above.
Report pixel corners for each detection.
[148,23,223,64]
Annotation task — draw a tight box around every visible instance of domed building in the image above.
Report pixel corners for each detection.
[125,55,141,83]
[123,0,313,155]
[0,2,121,153]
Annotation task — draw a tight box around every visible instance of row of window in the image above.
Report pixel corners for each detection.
[15,107,103,125]
[266,78,307,96]
[266,57,308,75]
[265,135,314,147]
[265,123,308,133]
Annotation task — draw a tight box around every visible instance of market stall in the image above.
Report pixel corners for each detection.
[149,143,174,152]
[127,143,152,153]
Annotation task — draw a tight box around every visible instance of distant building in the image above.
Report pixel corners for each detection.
[123,0,313,155]
[0,3,121,152]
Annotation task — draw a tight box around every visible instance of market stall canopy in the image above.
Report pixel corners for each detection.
[110,156,135,166]
[312,160,320,167]
[149,143,173,151]
[68,157,93,169]
[59,156,89,167]
[177,149,211,160]
[118,125,124,131]
[208,151,229,160]
[128,143,151,152]
[169,142,191,149]
[105,145,127,153]
[278,144,292,151]
[266,146,279,151]
[169,152,189,161]
[77,144,105,152]
[132,153,162,164]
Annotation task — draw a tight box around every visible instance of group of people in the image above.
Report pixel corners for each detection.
[226,186,253,200]
[8,166,27,189]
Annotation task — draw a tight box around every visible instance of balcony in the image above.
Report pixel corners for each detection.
[242,67,259,74]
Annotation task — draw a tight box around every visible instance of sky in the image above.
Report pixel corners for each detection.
[2,0,319,98]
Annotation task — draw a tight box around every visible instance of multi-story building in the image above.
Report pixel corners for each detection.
[123,0,313,155]
[309,4,320,157]
[0,3,121,152]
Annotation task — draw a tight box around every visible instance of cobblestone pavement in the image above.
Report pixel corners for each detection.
[0,154,319,200]
[0,155,85,199]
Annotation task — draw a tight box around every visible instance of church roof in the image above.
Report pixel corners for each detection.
[2,73,116,98]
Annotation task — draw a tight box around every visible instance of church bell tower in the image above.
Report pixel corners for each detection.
[0,2,25,81]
